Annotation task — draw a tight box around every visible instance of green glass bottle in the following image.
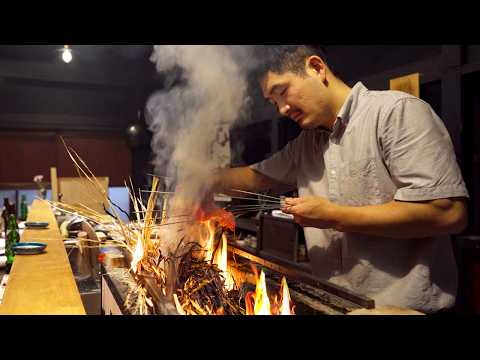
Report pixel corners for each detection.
[20,195,28,221]
[2,197,10,238]
[5,214,20,274]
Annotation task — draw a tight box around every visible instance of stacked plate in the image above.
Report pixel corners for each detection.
[12,243,47,255]
[24,222,49,229]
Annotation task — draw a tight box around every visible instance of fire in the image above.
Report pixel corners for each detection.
[214,233,235,291]
[245,267,295,315]
[202,220,217,262]
[246,270,271,315]
[200,220,234,291]
[196,208,235,232]
[131,235,144,274]
[178,207,295,315]
[198,207,236,292]
[279,277,294,315]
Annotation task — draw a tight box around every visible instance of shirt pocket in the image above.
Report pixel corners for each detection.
[338,157,383,206]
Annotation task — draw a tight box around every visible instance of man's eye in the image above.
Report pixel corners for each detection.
[269,101,279,112]
[280,87,288,96]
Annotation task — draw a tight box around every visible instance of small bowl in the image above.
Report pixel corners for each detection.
[13,242,47,255]
[25,222,49,229]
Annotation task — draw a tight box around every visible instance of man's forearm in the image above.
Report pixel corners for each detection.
[332,198,468,239]
[213,167,275,195]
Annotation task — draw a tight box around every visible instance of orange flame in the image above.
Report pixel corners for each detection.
[214,233,234,291]
[203,220,216,262]
[254,270,271,315]
[279,277,295,315]
[198,210,235,292]
[196,208,235,232]
[245,266,295,315]
[131,236,144,274]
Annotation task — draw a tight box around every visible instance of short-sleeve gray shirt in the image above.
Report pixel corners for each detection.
[251,82,469,313]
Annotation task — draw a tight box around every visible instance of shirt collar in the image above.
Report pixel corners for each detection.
[316,82,368,137]
[337,82,368,125]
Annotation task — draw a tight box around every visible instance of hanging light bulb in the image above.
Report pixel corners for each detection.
[62,45,73,63]
[128,125,137,134]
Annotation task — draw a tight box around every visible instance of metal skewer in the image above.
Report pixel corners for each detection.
[228,196,280,204]
[230,189,282,201]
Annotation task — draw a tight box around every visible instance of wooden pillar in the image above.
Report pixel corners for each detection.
[50,167,58,202]
[441,45,463,161]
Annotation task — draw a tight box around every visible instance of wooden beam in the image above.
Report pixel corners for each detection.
[50,167,58,202]
[0,182,51,190]
[0,113,129,132]
[0,58,150,88]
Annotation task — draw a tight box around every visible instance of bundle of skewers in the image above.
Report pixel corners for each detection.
[223,189,286,217]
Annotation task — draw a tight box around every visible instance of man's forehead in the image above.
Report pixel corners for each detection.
[261,72,290,98]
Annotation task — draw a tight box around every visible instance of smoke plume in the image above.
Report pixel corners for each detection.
[146,46,253,200]
[145,45,265,257]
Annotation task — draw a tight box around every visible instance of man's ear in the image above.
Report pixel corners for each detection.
[305,56,328,83]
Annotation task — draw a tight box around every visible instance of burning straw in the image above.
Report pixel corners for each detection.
[174,243,244,315]
[54,139,294,316]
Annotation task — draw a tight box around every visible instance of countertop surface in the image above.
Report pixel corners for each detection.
[0,200,85,315]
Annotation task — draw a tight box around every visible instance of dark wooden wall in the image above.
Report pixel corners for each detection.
[0,131,131,186]
[0,45,161,189]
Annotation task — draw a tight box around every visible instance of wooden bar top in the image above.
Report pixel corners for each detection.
[0,200,85,315]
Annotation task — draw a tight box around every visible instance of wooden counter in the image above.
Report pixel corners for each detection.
[0,200,85,315]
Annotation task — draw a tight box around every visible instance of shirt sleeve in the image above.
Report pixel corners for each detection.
[250,132,303,187]
[379,98,469,202]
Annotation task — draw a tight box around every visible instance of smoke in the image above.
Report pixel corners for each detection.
[145,45,300,197]
[144,46,309,257]
[145,45,264,256]
[146,46,252,200]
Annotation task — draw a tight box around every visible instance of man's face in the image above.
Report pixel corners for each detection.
[261,69,332,130]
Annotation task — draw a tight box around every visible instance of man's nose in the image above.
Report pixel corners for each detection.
[279,104,291,117]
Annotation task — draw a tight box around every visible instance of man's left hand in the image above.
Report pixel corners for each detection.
[282,197,339,229]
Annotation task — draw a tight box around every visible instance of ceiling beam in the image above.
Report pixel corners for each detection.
[0,58,152,88]
[0,113,130,132]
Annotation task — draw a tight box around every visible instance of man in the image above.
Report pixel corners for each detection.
[211,46,469,314]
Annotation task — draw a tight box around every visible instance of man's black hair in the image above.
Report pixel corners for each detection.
[254,45,335,79]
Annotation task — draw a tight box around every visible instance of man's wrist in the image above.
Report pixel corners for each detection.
[211,170,223,193]
[328,201,347,232]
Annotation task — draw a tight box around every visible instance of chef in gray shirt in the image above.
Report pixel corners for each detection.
[211,45,469,314]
